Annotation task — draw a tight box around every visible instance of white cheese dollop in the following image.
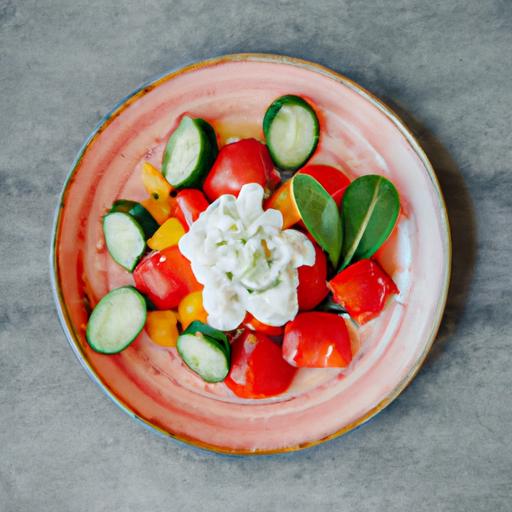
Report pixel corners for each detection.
[178,183,315,330]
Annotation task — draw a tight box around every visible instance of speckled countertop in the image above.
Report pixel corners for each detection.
[1,1,510,510]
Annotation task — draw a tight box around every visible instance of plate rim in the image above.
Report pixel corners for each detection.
[49,52,452,455]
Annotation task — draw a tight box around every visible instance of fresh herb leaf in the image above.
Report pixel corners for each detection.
[292,174,342,267]
[341,175,399,269]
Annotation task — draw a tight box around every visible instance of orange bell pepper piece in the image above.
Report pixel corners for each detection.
[142,162,172,200]
[145,310,179,347]
[141,162,175,224]
[264,180,301,228]
[140,197,175,225]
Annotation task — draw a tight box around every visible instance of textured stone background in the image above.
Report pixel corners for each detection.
[1,0,511,510]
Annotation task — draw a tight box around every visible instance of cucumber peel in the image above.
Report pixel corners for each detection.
[263,95,319,171]
[177,321,230,383]
[110,200,159,239]
[86,286,147,354]
[183,321,231,358]
[162,116,218,189]
[103,200,158,272]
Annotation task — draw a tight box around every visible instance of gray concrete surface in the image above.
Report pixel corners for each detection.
[1,0,511,510]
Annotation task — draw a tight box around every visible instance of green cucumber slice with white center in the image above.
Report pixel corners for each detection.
[263,95,319,171]
[177,323,230,383]
[86,286,147,354]
[184,321,231,359]
[162,116,218,188]
[103,200,158,272]
[110,200,159,238]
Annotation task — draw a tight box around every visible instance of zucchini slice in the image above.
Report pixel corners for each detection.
[177,325,230,383]
[162,116,218,188]
[263,95,319,171]
[86,286,147,354]
[103,200,158,272]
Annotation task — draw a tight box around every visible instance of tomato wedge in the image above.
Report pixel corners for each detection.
[283,312,352,368]
[203,139,280,201]
[297,242,328,310]
[174,189,209,230]
[225,330,297,399]
[133,246,201,309]
[243,313,283,336]
[327,259,399,325]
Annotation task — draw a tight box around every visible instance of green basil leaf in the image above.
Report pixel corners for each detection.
[183,321,230,358]
[292,174,342,267]
[341,175,400,269]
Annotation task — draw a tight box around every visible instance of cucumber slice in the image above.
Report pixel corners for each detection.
[103,200,159,272]
[263,95,319,171]
[162,116,218,189]
[110,200,159,239]
[103,212,146,272]
[183,321,231,359]
[177,331,230,383]
[86,286,147,354]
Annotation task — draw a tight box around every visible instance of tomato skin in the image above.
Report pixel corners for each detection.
[283,312,352,368]
[133,246,201,309]
[203,139,280,201]
[297,243,329,310]
[174,189,209,230]
[327,259,399,325]
[299,165,350,208]
[243,313,283,336]
[225,330,297,399]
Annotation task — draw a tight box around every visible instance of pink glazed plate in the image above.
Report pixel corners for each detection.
[51,54,451,454]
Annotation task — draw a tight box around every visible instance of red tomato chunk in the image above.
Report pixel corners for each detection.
[174,189,209,230]
[283,312,353,368]
[243,313,284,337]
[133,246,201,309]
[225,330,297,399]
[203,139,280,201]
[328,259,399,325]
[297,242,329,310]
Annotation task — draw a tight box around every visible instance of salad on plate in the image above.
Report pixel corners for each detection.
[86,94,401,399]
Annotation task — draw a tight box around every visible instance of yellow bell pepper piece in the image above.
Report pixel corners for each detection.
[147,217,185,250]
[142,162,172,201]
[145,311,179,347]
[178,291,208,329]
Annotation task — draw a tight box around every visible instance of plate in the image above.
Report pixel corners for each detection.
[51,54,451,454]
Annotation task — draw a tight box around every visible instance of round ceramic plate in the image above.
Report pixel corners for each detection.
[51,54,451,454]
